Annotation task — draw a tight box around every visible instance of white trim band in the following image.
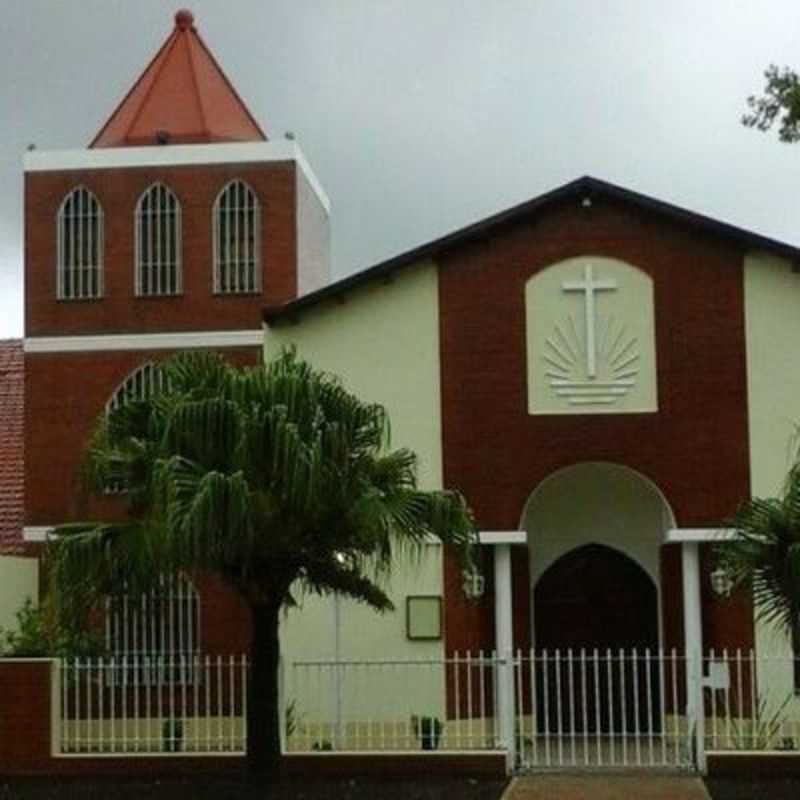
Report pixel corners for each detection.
[24,329,263,354]
[665,528,736,543]
[23,526,53,542]
[479,530,527,545]
[24,141,331,214]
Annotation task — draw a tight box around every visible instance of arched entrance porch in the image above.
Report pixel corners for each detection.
[521,461,675,652]
[521,463,674,737]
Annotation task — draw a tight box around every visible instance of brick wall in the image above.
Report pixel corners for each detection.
[438,194,754,656]
[25,161,297,336]
[24,347,260,655]
[0,660,54,770]
[24,347,259,527]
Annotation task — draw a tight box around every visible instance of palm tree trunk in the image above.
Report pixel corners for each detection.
[247,601,282,777]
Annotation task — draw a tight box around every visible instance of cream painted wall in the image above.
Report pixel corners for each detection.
[265,263,447,695]
[744,252,800,498]
[0,556,39,633]
[745,252,800,703]
[526,256,658,415]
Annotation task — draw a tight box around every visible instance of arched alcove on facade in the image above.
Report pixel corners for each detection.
[520,461,675,652]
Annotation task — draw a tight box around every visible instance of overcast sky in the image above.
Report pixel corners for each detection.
[1,1,798,337]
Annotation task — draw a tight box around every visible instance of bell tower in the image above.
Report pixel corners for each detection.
[23,9,330,539]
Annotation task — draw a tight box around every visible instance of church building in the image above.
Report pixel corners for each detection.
[4,8,800,770]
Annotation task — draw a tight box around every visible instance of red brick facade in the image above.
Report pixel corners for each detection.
[24,347,259,526]
[437,194,754,656]
[22,155,315,658]
[25,161,298,337]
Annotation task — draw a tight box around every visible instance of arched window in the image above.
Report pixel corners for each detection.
[135,183,182,296]
[107,362,167,414]
[213,179,260,294]
[56,187,104,299]
[105,363,167,493]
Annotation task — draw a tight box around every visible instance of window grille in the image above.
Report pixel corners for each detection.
[135,183,182,296]
[105,574,201,687]
[106,363,167,414]
[56,187,104,299]
[213,180,260,294]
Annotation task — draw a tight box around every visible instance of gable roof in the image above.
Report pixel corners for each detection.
[91,9,267,148]
[264,175,800,323]
[0,340,24,554]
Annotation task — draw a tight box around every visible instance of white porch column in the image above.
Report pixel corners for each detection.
[669,529,734,773]
[681,541,705,772]
[494,544,513,662]
[480,530,526,772]
[494,544,515,771]
[681,542,702,703]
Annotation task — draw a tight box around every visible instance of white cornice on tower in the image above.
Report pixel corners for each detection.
[23,141,331,214]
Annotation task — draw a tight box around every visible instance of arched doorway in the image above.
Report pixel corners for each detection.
[520,461,676,738]
[534,544,660,733]
[535,544,658,652]
[521,461,674,649]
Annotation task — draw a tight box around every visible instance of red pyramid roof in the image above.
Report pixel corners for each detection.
[91,9,267,148]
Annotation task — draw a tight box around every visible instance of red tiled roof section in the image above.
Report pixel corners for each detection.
[91,9,267,148]
[0,340,24,554]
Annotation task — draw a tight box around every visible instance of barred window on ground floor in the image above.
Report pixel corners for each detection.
[105,574,200,686]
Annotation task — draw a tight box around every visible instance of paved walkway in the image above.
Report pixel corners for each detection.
[502,775,710,800]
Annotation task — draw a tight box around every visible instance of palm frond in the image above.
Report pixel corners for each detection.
[49,346,477,617]
[718,466,800,634]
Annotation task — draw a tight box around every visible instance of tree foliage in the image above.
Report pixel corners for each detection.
[717,462,800,635]
[742,64,800,142]
[47,349,476,773]
[0,597,102,659]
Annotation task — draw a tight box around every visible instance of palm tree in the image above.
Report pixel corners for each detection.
[47,350,476,776]
[717,461,800,641]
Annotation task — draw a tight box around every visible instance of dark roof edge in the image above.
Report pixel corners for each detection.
[264,175,800,324]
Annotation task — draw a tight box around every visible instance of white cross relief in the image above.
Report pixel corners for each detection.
[562,264,617,378]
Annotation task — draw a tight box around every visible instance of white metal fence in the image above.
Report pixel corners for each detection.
[56,649,800,767]
[285,654,500,752]
[59,655,247,755]
[703,650,800,753]
[513,649,694,770]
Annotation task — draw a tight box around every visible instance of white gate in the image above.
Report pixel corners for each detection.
[513,649,697,771]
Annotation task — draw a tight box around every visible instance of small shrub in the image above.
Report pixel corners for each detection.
[411,714,443,751]
[162,718,184,753]
[0,597,103,658]
[312,739,334,751]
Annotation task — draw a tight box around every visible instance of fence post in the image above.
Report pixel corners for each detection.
[497,650,516,772]
[50,658,62,757]
[693,650,706,772]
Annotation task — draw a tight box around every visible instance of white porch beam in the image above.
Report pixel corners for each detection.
[479,530,527,545]
[666,527,735,543]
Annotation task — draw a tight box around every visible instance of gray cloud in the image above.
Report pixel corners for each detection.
[2,0,799,337]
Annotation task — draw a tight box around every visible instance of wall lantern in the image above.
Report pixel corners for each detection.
[462,569,486,600]
[710,567,734,598]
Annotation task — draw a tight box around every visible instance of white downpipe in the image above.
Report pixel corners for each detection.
[494,544,516,772]
[681,541,706,772]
